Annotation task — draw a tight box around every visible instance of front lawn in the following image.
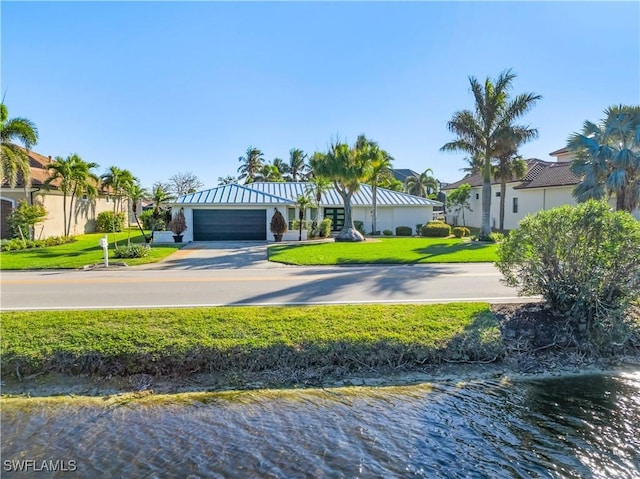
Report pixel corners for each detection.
[1,303,502,378]
[268,237,498,265]
[0,231,181,270]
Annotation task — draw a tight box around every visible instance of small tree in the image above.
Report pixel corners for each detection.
[496,200,640,348]
[270,207,287,241]
[447,183,472,226]
[7,200,47,240]
[295,195,311,241]
[168,208,187,236]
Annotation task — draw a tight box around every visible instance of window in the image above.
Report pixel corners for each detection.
[475,193,479,200]
[287,207,296,229]
[495,192,501,197]
[512,197,518,213]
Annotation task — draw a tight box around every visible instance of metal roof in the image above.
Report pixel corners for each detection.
[174,183,293,205]
[175,182,442,207]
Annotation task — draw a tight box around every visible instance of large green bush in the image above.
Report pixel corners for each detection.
[139,210,166,231]
[96,211,126,232]
[395,226,413,236]
[7,201,47,239]
[496,200,640,347]
[114,244,150,259]
[421,223,452,237]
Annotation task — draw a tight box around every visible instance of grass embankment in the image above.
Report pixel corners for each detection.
[0,231,181,270]
[1,304,502,382]
[269,237,498,265]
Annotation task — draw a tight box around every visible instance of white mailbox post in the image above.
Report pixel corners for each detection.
[98,235,109,268]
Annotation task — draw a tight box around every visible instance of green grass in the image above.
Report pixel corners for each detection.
[0,230,181,270]
[1,303,502,378]
[269,237,498,265]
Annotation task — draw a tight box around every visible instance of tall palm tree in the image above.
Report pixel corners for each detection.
[150,183,174,241]
[237,146,265,184]
[44,154,99,236]
[0,103,38,188]
[568,105,640,212]
[493,129,530,230]
[288,148,309,181]
[441,69,540,239]
[357,135,394,234]
[310,138,369,242]
[101,166,137,215]
[405,168,438,198]
[272,158,290,180]
[124,181,149,241]
[254,162,284,182]
[305,166,332,222]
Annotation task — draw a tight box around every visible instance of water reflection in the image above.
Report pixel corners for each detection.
[2,370,639,478]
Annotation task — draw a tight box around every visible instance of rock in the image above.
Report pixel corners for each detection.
[334,228,365,242]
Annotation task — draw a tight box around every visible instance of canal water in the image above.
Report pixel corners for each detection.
[2,369,639,478]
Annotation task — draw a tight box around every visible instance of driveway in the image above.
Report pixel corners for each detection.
[139,241,285,270]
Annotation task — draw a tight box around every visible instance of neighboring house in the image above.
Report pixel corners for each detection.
[391,169,420,183]
[160,182,442,242]
[0,149,118,239]
[443,149,639,230]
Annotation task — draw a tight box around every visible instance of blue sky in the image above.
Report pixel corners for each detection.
[2,1,639,189]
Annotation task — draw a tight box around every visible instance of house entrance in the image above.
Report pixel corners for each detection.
[323,208,344,231]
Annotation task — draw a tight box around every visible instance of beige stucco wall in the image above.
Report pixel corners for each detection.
[0,189,117,238]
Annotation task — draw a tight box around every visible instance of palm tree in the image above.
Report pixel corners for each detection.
[358,136,394,234]
[310,138,369,242]
[149,183,174,241]
[101,166,137,215]
[305,167,332,222]
[493,129,529,230]
[494,154,527,231]
[295,194,312,241]
[441,69,540,239]
[124,181,149,241]
[405,168,438,198]
[272,158,290,180]
[237,146,265,184]
[44,154,99,236]
[568,105,640,212]
[1,103,38,188]
[288,148,309,181]
[254,162,284,182]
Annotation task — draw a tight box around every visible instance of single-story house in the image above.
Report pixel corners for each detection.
[442,148,639,230]
[158,182,442,242]
[1,148,118,239]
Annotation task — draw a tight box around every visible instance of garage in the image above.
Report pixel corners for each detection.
[192,209,266,241]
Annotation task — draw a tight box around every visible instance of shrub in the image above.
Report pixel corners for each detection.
[415,224,423,235]
[453,227,471,238]
[487,232,504,243]
[395,226,413,236]
[496,200,640,348]
[270,208,288,235]
[318,218,332,238]
[168,209,187,235]
[113,244,150,259]
[353,221,365,234]
[7,201,47,239]
[96,211,126,232]
[421,223,452,237]
[382,229,393,236]
[139,210,166,231]
[1,236,75,252]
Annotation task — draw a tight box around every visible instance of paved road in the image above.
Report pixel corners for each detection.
[1,262,536,311]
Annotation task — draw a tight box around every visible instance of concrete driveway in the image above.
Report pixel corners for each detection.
[140,241,285,270]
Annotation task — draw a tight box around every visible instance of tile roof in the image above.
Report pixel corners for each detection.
[514,162,580,189]
[442,158,580,191]
[392,169,420,182]
[175,182,442,207]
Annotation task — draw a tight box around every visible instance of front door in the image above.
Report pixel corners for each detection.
[324,208,344,231]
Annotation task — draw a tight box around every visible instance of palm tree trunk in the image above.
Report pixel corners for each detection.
[616,187,626,211]
[499,181,506,231]
[372,184,378,234]
[480,155,492,239]
[62,192,68,237]
[335,188,364,242]
[67,185,77,237]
